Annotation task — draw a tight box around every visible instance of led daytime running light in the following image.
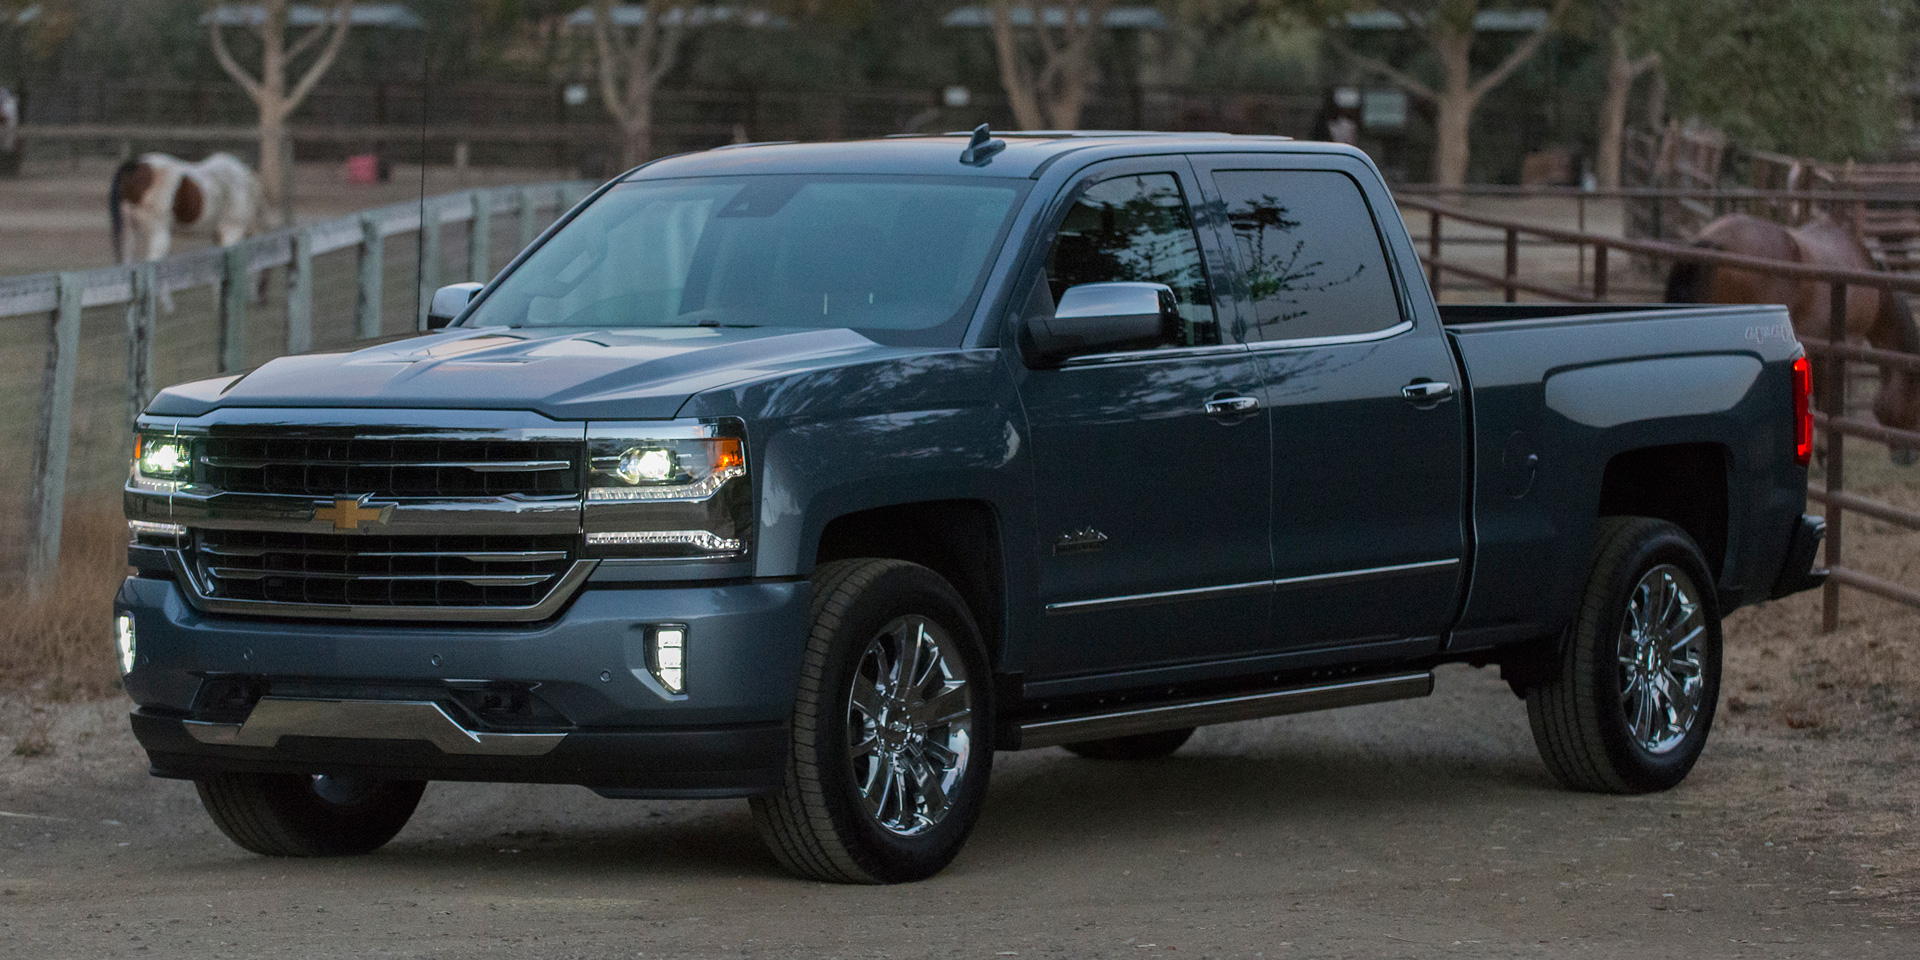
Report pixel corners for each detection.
[587,465,745,501]
[585,530,743,552]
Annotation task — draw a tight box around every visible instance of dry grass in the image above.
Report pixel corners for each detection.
[0,504,132,702]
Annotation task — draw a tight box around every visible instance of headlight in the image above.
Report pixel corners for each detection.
[132,432,192,489]
[584,421,751,561]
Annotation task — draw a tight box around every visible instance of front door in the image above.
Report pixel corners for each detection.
[1014,159,1273,679]
[1189,155,1468,652]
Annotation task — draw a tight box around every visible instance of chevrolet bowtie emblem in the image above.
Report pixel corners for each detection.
[312,497,395,531]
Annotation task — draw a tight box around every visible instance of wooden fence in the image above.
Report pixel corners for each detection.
[0,179,596,585]
[1402,192,1920,631]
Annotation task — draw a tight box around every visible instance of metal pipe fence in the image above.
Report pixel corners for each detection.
[0,179,596,585]
[1400,192,1920,631]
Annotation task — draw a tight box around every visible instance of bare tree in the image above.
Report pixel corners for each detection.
[1324,0,1570,188]
[1593,0,1659,189]
[588,0,693,168]
[207,0,358,221]
[986,0,1117,130]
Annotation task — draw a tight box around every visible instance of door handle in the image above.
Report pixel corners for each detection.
[1401,380,1455,404]
[1204,396,1260,417]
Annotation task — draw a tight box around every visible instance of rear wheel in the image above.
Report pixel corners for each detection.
[1525,517,1722,793]
[1062,727,1194,760]
[751,559,994,883]
[194,773,425,856]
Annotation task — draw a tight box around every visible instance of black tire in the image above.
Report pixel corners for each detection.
[1062,727,1195,760]
[194,773,426,857]
[750,559,995,884]
[1525,517,1723,794]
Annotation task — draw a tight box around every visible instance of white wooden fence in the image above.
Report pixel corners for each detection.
[0,179,597,584]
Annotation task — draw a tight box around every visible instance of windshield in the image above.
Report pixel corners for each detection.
[464,175,1028,344]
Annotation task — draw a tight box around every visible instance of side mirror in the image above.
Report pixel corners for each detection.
[427,282,485,330]
[1024,281,1179,365]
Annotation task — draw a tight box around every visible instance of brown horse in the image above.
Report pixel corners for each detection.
[1665,213,1920,463]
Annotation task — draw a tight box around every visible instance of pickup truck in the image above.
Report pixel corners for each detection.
[119,130,1827,884]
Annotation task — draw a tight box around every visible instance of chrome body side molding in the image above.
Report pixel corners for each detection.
[1015,672,1434,750]
[1044,558,1460,616]
[181,697,568,756]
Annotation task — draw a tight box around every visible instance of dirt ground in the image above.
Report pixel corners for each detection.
[0,157,575,279]
[1,583,1916,959]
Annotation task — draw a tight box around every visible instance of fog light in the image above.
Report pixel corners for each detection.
[649,625,686,694]
[114,614,136,675]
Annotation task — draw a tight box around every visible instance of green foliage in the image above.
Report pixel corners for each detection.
[1649,0,1911,162]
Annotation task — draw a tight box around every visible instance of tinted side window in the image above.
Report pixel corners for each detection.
[1213,170,1403,342]
[1045,173,1218,349]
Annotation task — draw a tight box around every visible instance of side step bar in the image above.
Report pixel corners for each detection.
[1014,672,1434,750]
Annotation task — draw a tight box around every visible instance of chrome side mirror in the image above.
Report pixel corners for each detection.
[427,282,485,330]
[1024,281,1178,365]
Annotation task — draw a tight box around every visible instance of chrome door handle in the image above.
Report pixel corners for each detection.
[1205,396,1260,417]
[1401,381,1455,403]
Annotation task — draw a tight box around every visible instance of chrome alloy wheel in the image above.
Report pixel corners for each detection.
[846,615,974,837]
[1616,564,1707,754]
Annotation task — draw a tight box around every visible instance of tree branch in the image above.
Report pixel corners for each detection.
[1325,31,1436,103]
[284,0,356,113]
[207,21,265,104]
[287,22,330,61]
[1468,0,1570,101]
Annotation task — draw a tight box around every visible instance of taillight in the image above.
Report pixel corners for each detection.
[1792,355,1813,466]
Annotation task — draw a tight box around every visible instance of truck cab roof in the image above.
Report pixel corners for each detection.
[629,131,1340,181]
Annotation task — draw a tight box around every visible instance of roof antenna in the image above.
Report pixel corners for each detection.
[959,124,1006,167]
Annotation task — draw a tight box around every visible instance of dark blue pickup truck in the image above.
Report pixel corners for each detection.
[119,130,1826,883]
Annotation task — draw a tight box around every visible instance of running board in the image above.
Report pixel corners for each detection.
[1014,672,1434,750]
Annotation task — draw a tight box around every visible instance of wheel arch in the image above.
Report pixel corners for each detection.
[812,499,1008,667]
[1596,442,1731,583]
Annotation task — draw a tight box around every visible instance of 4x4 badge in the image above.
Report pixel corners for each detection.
[312,497,395,531]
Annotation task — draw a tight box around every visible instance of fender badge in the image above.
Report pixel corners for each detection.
[313,497,395,531]
[1053,527,1109,556]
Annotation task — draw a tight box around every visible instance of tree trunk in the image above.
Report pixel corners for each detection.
[621,95,653,168]
[1432,90,1474,189]
[1595,48,1634,190]
[258,108,288,221]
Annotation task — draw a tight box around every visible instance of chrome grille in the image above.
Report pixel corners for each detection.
[192,529,578,609]
[198,435,581,499]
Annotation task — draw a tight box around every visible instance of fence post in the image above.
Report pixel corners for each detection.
[1822,281,1848,634]
[1427,209,1441,299]
[1503,227,1519,303]
[469,190,492,282]
[1593,246,1609,301]
[125,263,156,430]
[287,228,314,354]
[520,186,540,250]
[27,273,83,587]
[356,214,384,338]
[418,200,442,330]
[219,244,249,373]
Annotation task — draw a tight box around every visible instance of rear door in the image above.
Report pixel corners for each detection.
[1188,153,1468,653]
[1012,157,1273,679]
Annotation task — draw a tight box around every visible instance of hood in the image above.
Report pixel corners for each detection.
[146,326,904,421]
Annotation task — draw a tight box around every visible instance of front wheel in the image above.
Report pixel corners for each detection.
[751,559,995,883]
[1525,517,1723,794]
[194,773,425,856]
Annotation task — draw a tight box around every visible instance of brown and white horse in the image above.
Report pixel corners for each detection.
[1666,213,1920,464]
[110,152,265,265]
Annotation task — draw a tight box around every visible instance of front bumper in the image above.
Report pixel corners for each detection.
[115,575,810,798]
[1769,514,1829,600]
